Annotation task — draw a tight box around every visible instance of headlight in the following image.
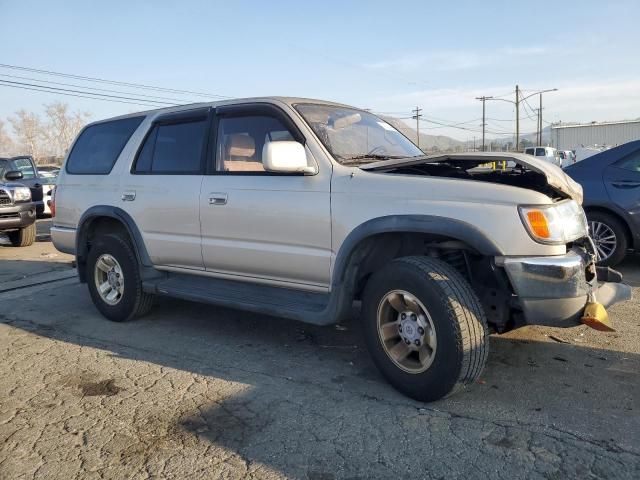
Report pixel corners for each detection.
[13,186,31,202]
[519,200,588,244]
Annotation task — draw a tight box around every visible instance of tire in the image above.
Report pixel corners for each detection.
[7,223,36,247]
[361,256,488,402]
[86,234,155,322]
[587,211,628,267]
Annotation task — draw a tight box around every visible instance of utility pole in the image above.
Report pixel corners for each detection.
[475,96,493,152]
[473,136,476,151]
[538,93,543,145]
[515,84,520,151]
[411,106,422,149]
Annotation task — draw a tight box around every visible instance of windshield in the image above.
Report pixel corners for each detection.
[294,104,423,165]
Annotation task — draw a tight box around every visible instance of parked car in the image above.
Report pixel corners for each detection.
[51,97,631,401]
[558,150,576,168]
[37,164,61,178]
[523,146,562,167]
[565,140,640,266]
[0,170,37,246]
[0,156,45,216]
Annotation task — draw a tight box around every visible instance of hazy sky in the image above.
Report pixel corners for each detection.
[2,0,639,140]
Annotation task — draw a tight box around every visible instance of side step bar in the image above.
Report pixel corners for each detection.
[142,273,340,325]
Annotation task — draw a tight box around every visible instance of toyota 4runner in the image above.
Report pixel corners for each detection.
[51,97,632,401]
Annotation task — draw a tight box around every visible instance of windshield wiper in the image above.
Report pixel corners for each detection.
[340,154,406,165]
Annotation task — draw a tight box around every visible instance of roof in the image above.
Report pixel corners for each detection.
[551,119,640,129]
[85,96,356,126]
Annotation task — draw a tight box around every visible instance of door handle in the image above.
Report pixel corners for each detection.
[122,191,136,201]
[611,181,640,189]
[208,193,228,205]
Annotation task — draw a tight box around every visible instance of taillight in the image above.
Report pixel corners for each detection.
[50,186,56,217]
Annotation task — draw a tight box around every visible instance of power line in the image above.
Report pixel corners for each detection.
[0,63,233,99]
[0,73,196,104]
[0,80,172,108]
[0,79,178,106]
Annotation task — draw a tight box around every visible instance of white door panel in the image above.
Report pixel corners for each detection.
[200,175,331,287]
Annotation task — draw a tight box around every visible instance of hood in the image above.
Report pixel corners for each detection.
[360,152,584,203]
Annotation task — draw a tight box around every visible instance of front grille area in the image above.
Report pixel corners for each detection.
[0,213,19,219]
[0,189,11,206]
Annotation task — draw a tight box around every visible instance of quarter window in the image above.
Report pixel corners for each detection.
[216,115,296,173]
[66,116,144,174]
[614,150,640,172]
[134,119,207,174]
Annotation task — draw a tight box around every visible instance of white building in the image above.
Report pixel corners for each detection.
[551,119,640,150]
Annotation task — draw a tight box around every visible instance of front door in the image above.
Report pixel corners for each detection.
[199,104,332,289]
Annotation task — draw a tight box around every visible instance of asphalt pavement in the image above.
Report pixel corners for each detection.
[0,221,638,479]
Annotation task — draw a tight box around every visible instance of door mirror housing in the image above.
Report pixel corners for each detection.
[5,170,24,181]
[262,141,316,174]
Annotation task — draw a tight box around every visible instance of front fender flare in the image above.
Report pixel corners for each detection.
[331,215,503,287]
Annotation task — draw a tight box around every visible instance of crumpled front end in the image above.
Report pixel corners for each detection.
[498,243,632,329]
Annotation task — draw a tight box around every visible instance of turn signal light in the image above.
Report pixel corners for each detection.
[526,210,550,238]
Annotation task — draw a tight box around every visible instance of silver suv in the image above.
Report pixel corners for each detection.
[51,97,631,401]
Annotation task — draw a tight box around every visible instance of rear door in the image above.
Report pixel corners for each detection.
[199,103,332,289]
[603,149,640,219]
[121,108,211,270]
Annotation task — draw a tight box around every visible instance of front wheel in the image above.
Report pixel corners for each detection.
[7,223,36,247]
[86,234,155,322]
[362,256,488,402]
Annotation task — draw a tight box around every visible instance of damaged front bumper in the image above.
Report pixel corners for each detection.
[498,247,632,328]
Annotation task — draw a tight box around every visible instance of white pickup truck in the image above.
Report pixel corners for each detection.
[51,97,631,401]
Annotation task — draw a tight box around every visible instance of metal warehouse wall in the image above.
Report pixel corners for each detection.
[551,121,640,150]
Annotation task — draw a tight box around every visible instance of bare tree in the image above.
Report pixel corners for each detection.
[9,110,44,159]
[0,119,15,157]
[43,102,91,158]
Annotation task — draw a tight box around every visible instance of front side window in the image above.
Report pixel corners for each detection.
[216,115,296,173]
[295,104,423,165]
[134,119,207,174]
[66,116,144,174]
[614,150,640,172]
[535,147,546,156]
[11,158,36,179]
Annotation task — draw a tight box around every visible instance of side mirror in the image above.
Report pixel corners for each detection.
[263,141,316,174]
[5,170,24,181]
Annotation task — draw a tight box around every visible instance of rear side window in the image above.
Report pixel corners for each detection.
[66,116,144,174]
[614,150,640,172]
[134,119,207,174]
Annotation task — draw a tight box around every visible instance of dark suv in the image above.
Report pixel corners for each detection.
[0,170,37,247]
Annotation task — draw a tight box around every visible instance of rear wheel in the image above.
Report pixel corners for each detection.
[587,211,627,266]
[7,223,36,247]
[86,234,155,322]
[362,256,488,402]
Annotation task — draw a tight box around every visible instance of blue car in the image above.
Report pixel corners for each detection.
[565,140,640,266]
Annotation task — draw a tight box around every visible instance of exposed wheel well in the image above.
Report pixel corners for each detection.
[583,206,633,247]
[339,231,512,330]
[343,232,477,296]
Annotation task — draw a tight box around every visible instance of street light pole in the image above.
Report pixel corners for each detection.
[515,84,520,151]
[481,86,557,152]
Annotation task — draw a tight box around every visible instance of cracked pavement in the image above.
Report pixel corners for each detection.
[1,236,639,479]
